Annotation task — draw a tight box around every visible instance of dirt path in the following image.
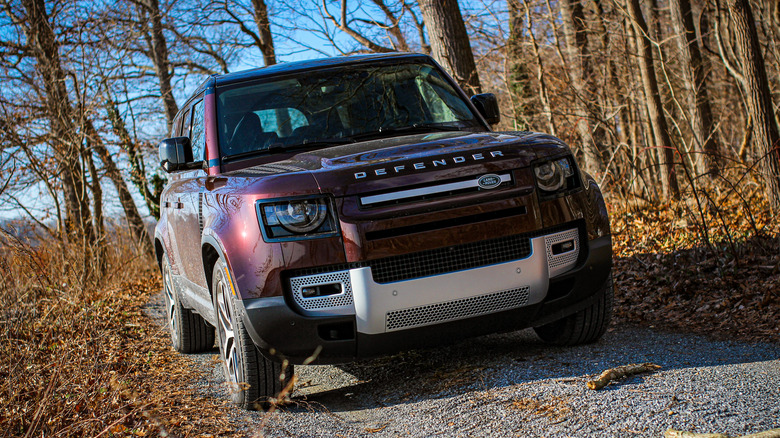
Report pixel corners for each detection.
[145,292,780,437]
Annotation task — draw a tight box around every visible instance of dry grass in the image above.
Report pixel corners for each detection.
[0,226,241,437]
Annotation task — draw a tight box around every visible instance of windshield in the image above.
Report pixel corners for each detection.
[216,62,481,160]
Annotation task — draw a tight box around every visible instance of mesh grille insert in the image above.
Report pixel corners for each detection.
[386,286,531,331]
[545,228,580,270]
[370,233,531,283]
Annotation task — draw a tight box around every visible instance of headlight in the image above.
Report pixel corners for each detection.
[534,157,577,194]
[257,196,338,241]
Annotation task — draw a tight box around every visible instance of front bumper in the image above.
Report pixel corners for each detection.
[238,228,612,364]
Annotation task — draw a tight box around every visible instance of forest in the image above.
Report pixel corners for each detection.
[1,0,779,436]
[1,0,780,243]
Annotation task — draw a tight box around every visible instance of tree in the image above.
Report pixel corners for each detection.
[726,0,780,211]
[138,0,179,132]
[513,0,556,135]
[670,0,721,176]
[214,0,278,65]
[320,0,411,53]
[558,0,606,176]
[18,0,95,240]
[626,0,680,200]
[418,0,482,94]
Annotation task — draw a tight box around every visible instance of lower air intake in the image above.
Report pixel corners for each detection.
[385,286,531,332]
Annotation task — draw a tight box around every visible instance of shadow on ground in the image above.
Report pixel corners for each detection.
[286,325,780,414]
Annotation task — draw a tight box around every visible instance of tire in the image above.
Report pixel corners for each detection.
[534,273,614,346]
[212,258,294,410]
[162,254,215,353]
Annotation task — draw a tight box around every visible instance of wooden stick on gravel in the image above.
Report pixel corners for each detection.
[665,428,780,438]
[741,429,780,438]
[586,363,661,390]
[665,430,729,438]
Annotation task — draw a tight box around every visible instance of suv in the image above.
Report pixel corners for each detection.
[155,53,613,409]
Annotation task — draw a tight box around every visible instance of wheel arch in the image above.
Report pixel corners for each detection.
[201,232,230,299]
[582,172,611,240]
[155,238,165,269]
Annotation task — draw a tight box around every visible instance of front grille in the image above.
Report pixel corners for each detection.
[284,221,584,284]
[386,286,531,331]
[371,233,531,283]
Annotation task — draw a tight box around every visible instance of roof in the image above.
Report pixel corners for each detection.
[213,52,433,86]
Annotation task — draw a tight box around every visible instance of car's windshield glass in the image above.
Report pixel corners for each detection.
[216,62,480,160]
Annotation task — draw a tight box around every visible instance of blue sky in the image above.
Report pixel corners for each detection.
[0,0,506,222]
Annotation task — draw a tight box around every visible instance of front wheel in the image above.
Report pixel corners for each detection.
[534,273,614,346]
[162,254,214,353]
[212,259,294,410]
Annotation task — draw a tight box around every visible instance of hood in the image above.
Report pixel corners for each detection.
[222,131,570,197]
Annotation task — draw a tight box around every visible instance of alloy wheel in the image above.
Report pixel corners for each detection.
[215,272,240,387]
[162,260,179,346]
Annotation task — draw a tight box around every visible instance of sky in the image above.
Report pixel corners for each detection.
[0,0,506,222]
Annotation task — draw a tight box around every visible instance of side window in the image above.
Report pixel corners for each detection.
[179,108,192,137]
[190,99,206,162]
[171,113,183,138]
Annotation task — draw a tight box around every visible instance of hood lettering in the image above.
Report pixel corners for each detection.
[354,150,505,180]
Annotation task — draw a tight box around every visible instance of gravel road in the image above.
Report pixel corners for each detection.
[146,293,780,437]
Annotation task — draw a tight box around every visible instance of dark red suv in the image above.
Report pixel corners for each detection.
[155,53,613,409]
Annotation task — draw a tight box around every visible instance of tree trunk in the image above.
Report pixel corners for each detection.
[143,0,179,132]
[105,95,162,219]
[558,0,606,176]
[419,0,482,95]
[592,0,627,146]
[85,146,107,272]
[250,0,276,66]
[626,0,680,200]
[670,0,721,176]
[517,0,556,135]
[626,19,662,201]
[21,0,94,241]
[727,0,780,211]
[83,115,154,255]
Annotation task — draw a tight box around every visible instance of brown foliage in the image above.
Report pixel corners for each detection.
[0,227,240,437]
[609,183,780,344]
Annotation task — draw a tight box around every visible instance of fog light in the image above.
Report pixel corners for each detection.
[300,283,343,299]
[301,287,318,298]
[552,240,575,255]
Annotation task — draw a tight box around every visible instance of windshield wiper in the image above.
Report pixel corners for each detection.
[223,138,354,161]
[290,138,355,148]
[351,123,467,141]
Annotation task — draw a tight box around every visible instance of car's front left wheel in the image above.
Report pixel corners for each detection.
[533,273,614,346]
[162,254,215,353]
[212,258,294,410]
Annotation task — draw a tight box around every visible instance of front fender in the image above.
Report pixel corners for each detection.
[154,216,174,271]
[582,172,611,240]
[201,229,232,294]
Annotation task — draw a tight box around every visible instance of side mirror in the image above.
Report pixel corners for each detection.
[470,93,500,125]
[159,136,193,173]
